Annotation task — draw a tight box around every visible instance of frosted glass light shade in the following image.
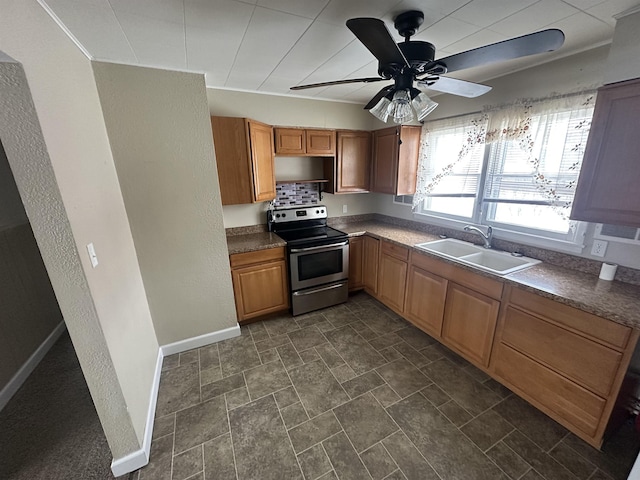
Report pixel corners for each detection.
[412,92,438,121]
[369,96,391,123]
[388,89,414,124]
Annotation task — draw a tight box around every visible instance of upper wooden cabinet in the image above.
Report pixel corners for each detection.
[571,79,640,227]
[371,125,421,195]
[211,117,276,205]
[324,130,371,194]
[274,127,335,156]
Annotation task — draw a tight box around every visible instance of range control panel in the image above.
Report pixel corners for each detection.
[270,205,327,223]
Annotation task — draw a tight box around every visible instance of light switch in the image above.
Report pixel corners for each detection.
[342,204,348,214]
[86,243,99,268]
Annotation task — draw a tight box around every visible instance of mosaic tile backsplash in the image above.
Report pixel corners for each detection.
[274,182,320,207]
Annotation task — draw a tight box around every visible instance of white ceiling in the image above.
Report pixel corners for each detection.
[41,0,639,104]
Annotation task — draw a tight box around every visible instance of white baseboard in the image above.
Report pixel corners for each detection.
[111,348,163,477]
[0,321,66,412]
[160,324,240,356]
[111,324,240,476]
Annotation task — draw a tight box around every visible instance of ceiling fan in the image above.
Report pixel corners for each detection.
[290,11,565,124]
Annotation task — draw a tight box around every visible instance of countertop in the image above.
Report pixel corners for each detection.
[227,221,640,330]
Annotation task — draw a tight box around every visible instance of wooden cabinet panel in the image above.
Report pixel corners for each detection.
[571,79,640,227]
[381,241,409,261]
[249,121,277,202]
[500,306,622,398]
[404,262,447,338]
[492,342,605,438]
[329,130,371,193]
[211,117,275,205]
[371,126,421,195]
[363,236,380,295]
[348,236,364,291]
[442,283,500,367]
[230,247,289,322]
[230,246,285,268]
[410,251,503,300]
[275,128,305,154]
[371,127,399,194]
[306,129,335,156]
[378,252,408,314]
[508,288,630,350]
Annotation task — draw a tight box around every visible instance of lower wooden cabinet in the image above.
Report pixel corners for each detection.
[442,283,500,367]
[363,236,380,295]
[404,252,448,338]
[377,241,409,314]
[229,247,289,322]
[348,236,364,291]
[490,286,639,447]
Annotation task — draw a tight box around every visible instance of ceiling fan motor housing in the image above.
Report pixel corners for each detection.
[378,41,436,78]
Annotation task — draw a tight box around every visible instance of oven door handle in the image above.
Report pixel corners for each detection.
[292,282,347,296]
[290,241,348,253]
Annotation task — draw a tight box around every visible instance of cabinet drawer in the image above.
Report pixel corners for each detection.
[409,250,503,300]
[508,288,630,351]
[381,241,409,261]
[230,247,286,268]
[501,306,622,397]
[492,342,605,437]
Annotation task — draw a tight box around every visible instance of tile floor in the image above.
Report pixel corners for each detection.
[130,292,639,480]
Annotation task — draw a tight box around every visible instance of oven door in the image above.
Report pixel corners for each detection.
[289,240,349,291]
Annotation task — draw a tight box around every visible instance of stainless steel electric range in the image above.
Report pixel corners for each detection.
[268,205,349,316]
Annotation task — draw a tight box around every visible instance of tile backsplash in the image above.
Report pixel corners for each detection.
[274,182,319,207]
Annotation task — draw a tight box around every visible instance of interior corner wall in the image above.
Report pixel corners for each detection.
[0,140,63,393]
[93,62,237,345]
[207,88,380,228]
[0,0,159,459]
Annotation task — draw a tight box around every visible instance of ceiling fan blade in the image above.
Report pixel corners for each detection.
[346,18,409,68]
[291,77,385,91]
[364,85,395,110]
[437,29,565,74]
[418,76,492,98]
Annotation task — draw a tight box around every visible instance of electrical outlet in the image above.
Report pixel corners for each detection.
[342,204,348,214]
[86,243,99,267]
[591,239,608,257]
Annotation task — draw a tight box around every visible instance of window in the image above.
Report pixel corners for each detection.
[414,114,487,220]
[413,92,596,247]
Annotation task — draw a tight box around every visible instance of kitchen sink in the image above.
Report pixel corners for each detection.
[414,238,541,275]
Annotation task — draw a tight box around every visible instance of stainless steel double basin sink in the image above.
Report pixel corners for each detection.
[414,238,540,276]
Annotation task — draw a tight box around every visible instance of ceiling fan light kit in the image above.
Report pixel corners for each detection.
[290,10,565,125]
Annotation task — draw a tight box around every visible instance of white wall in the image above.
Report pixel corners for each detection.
[0,141,27,229]
[93,62,238,345]
[208,89,379,227]
[605,8,640,84]
[0,0,158,460]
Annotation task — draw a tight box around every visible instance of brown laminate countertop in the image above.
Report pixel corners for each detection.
[226,232,286,255]
[228,221,640,330]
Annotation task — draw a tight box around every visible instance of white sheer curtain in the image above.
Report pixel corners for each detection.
[412,113,488,211]
[482,91,596,219]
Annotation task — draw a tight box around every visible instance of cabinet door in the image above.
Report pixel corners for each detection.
[336,131,371,193]
[404,264,447,338]
[378,253,408,314]
[275,128,306,154]
[442,283,500,367]
[571,79,640,227]
[306,129,336,156]
[362,236,379,295]
[348,236,364,291]
[249,121,276,202]
[371,127,399,194]
[210,116,254,205]
[397,126,421,195]
[231,260,289,321]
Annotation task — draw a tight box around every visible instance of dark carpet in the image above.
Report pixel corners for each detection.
[0,330,118,479]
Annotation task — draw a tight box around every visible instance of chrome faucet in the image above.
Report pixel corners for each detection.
[464,225,493,249]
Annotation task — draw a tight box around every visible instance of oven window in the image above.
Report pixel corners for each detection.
[297,250,343,281]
